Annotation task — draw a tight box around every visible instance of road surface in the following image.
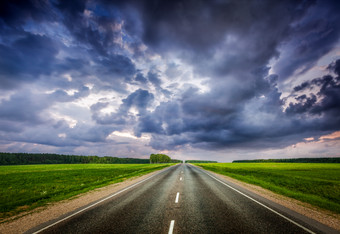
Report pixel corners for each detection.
[29,164,338,234]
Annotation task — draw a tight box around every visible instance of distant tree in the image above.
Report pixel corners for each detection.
[232,157,340,163]
[149,154,173,163]
[0,152,150,165]
[171,159,182,163]
[185,160,218,163]
[150,154,156,163]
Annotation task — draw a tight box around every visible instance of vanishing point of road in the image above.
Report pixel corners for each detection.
[29,164,338,234]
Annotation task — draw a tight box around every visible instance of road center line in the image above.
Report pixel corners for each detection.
[175,192,179,203]
[197,166,316,234]
[168,220,175,234]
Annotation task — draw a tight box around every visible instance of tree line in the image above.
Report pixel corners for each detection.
[0,152,150,165]
[233,157,340,163]
[149,154,181,163]
[185,160,218,163]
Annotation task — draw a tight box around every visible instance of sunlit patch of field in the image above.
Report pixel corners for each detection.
[195,163,340,214]
[0,164,171,220]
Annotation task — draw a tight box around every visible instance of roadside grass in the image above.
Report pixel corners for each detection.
[0,163,172,220]
[194,163,340,214]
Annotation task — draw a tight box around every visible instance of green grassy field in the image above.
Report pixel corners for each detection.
[195,163,340,214]
[0,164,171,220]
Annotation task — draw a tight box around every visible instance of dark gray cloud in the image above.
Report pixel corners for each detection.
[68,124,115,143]
[91,89,154,125]
[121,89,154,112]
[49,86,91,102]
[54,0,123,56]
[0,33,59,89]
[0,0,339,158]
[0,90,49,124]
[0,0,54,27]
[147,71,162,87]
[287,62,340,126]
[137,0,306,53]
[273,0,340,80]
[0,0,139,93]
[133,0,314,78]
[0,96,114,148]
[328,59,340,76]
[95,55,136,82]
[134,60,340,151]
[135,72,148,84]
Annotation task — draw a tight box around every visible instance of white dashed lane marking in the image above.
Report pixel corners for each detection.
[168,220,175,234]
[175,192,179,203]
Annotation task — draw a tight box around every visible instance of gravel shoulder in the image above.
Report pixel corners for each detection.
[0,168,165,234]
[199,166,340,232]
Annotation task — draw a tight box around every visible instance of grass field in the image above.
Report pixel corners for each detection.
[195,163,340,214]
[0,164,171,220]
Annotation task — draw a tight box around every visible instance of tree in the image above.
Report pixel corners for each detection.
[149,153,172,163]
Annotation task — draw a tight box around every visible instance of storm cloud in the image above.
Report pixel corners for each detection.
[0,0,340,160]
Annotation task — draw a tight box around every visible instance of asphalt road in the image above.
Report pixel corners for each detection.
[29,164,338,234]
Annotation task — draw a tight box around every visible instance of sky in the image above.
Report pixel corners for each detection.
[0,0,340,162]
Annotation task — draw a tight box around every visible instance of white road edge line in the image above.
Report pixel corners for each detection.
[168,220,175,234]
[32,166,174,234]
[175,192,179,203]
[199,168,316,234]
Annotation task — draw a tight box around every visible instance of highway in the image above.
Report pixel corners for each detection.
[29,164,338,234]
